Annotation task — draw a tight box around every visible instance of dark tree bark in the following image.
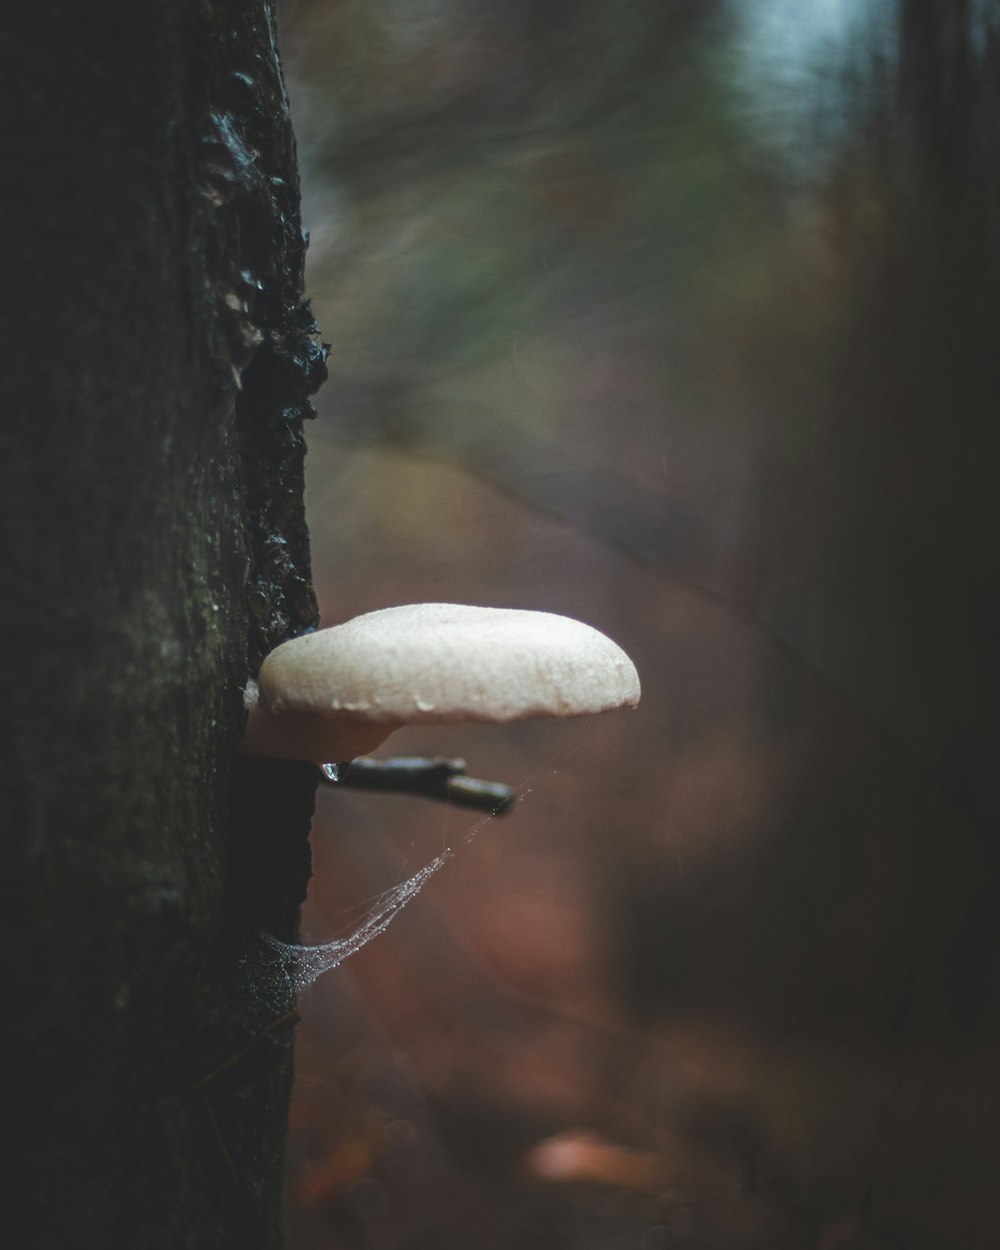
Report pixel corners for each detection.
[0,3,326,1246]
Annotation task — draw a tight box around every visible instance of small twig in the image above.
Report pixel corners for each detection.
[192,1009,300,1091]
[320,755,516,816]
[202,1093,239,1182]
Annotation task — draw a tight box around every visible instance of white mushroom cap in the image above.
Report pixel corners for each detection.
[240,603,640,762]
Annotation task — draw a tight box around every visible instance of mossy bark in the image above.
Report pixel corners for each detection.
[0,2,324,1246]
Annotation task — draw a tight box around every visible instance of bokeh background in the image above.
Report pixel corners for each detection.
[277,2,1000,1247]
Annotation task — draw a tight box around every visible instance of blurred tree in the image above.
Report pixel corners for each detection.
[281,3,1000,1244]
[0,2,325,1246]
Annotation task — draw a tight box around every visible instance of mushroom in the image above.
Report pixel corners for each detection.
[240,602,640,764]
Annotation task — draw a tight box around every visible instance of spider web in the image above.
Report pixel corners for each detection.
[258,788,533,993]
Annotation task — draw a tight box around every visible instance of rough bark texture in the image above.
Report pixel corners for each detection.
[0,2,325,1245]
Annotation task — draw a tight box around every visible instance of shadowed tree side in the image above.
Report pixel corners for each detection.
[0,2,326,1246]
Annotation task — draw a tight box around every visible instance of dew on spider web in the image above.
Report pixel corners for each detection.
[260,801,510,992]
[261,850,451,993]
[260,744,582,994]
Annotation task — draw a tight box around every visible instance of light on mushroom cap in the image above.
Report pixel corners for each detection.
[240,603,640,762]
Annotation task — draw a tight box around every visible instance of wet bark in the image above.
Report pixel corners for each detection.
[0,2,325,1246]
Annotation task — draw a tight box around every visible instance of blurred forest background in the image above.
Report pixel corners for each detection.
[276,2,1000,1247]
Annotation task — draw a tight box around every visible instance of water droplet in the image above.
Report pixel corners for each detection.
[321,761,351,783]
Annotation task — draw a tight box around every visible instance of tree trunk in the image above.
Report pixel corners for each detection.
[0,2,325,1245]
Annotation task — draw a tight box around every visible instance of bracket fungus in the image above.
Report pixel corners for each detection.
[240,603,640,764]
